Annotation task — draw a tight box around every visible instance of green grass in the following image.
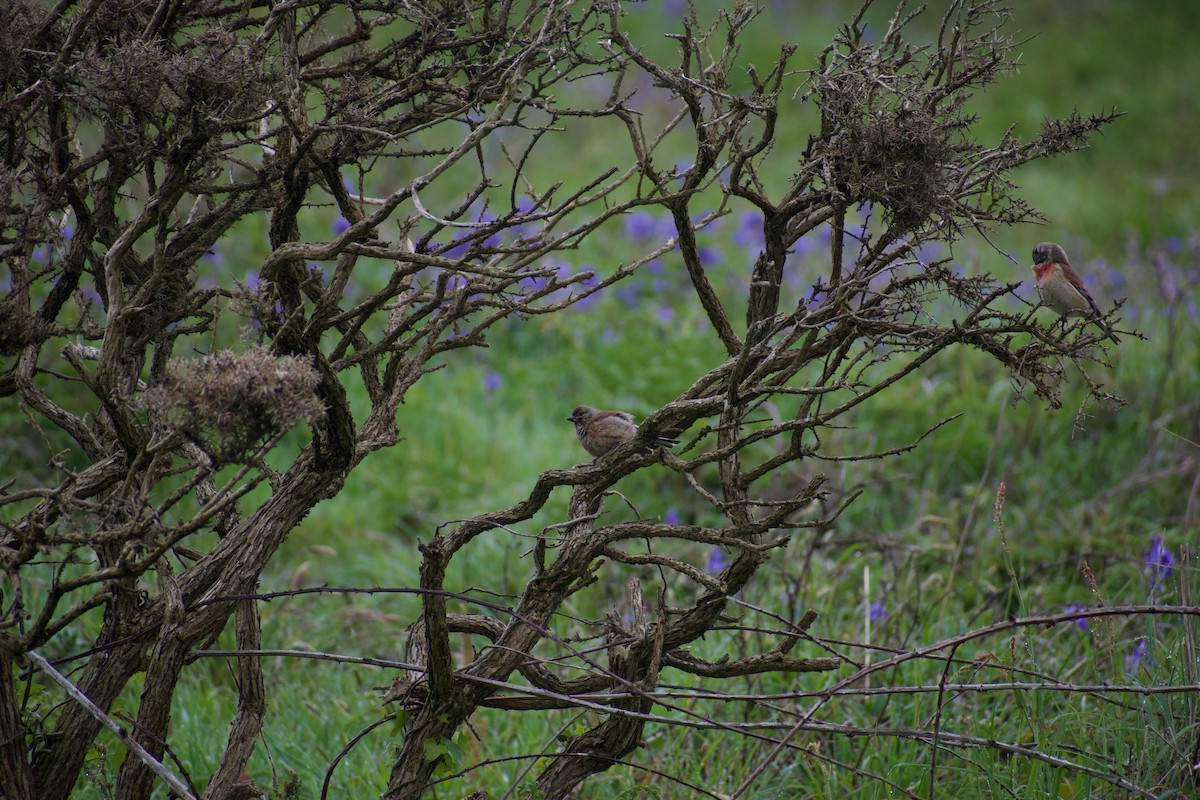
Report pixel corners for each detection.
[8,1,1199,798]
[141,270,1191,799]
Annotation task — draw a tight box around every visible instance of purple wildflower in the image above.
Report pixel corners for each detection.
[1090,257,1126,292]
[246,270,259,291]
[706,547,728,573]
[792,235,818,260]
[916,242,941,263]
[656,306,675,324]
[615,284,641,309]
[332,216,351,236]
[1125,639,1147,674]
[79,284,103,305]
[483,371,501,394]
[573,290,601,312]
[1062,604,1089,632]
[664,508,680,525]
[812,224,832,248]
[477,212,501,248]
[868,601,888,624]
[732,211,763,248]
[1144,536,1176,595]
[521,274,549,293]
[441,235,471,261]
[1153,252,1182,311]
[510,196,537,237]
[624,211,659,240]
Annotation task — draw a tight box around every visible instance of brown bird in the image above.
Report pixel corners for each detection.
[568,405,678,458]
[1031,242,1119,344]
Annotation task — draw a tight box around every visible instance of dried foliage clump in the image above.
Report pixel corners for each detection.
[0,1,1129,799]
[804,4,1115,240]
[810,24,966,232]
[830,102,957,230]
[146,349,324,462]
[78,31,262,131]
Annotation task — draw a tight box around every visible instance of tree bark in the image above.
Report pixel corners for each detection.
[0,650,32,800]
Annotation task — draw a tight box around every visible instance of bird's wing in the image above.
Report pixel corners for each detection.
[1059,261,1087,290]
[1060,262,1104,317]
[615,412,635,423]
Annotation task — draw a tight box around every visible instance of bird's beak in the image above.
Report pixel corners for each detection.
[566,416,573,423]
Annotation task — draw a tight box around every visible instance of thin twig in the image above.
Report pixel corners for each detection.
[24,650,198,800]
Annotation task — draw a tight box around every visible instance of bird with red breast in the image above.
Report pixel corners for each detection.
[568,405,678,458]
[1030,242,1119,345]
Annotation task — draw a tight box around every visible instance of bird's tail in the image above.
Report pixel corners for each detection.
[636,436,679,456]
[1082,292,1119,345]
[1091,316,1119,345]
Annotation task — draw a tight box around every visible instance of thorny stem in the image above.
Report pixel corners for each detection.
[0,1,1127,799]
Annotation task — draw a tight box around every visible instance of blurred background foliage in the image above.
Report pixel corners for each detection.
[4,1,1198,796]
